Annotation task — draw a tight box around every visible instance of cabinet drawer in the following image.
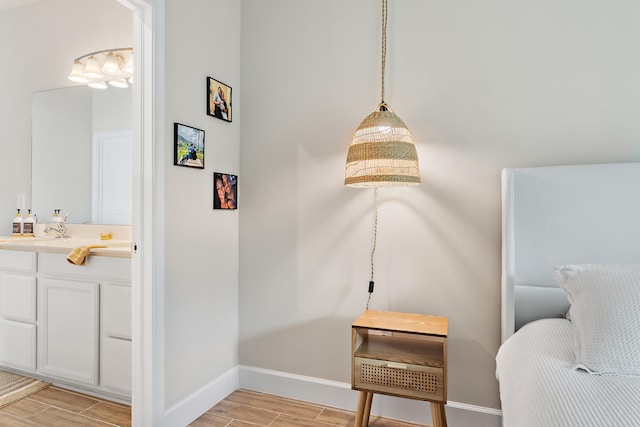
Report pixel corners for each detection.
[0,273,36,323]
[0,250,36,272]
[354,357,445,403]
[39,252,130,282]
[0,319,36,371]
[102,283,131,339]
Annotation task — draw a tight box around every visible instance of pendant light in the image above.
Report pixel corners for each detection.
[344,0,420,188]
[345,0,420,310]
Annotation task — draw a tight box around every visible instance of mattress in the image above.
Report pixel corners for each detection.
[496,318,640,426]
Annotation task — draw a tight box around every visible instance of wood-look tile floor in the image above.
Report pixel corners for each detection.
[0,386,131,426]
[190,389,429,427]
[0,387,429,427]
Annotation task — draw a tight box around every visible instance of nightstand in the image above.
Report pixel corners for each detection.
[351,310,448,427]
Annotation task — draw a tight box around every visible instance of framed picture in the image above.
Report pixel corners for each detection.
[214,172,237,210]
[174,123,205,169]
[207,77,232,122]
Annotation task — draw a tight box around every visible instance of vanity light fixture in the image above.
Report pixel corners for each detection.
[123,53,134,74]
[108,79,129,89]
[67,48,133,89]
[344,0,421,310]
[83,55,103,79]
[101,52,122,75]
[88,81,108,90]
[67,61,87,83]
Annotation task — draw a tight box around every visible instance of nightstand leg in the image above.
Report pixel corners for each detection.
[430,402,447,427]
[354,391,367,427]
[362,392,373,426]
[354,391,374,427]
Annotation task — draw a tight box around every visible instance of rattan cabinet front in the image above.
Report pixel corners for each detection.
[351,311,448,405]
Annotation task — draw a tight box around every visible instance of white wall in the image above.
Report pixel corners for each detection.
[0,0,132,230]
[163,0,241,413]
[239,0,640,415]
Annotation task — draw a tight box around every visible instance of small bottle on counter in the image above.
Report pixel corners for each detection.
[12,209,23,236]
[23,209,34,236]
[51,209,62,223]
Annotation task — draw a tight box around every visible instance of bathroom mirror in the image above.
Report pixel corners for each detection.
[31,85,132,225]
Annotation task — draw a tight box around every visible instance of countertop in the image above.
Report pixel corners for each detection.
[0,236,132,258]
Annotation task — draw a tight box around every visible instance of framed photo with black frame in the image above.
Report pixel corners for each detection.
[174,123,205,169]
[213,172,237,210]
[207,77,232,122]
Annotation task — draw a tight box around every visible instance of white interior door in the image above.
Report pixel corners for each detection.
[92,131,133,225]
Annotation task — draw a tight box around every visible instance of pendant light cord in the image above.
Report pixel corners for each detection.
[381,0,388,103]
[366,0,387,310]
[366,188,379,310]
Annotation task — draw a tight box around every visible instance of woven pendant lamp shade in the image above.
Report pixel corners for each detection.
[345,103,421,187]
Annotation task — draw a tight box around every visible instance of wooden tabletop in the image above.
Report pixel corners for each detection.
[352,310,448,337]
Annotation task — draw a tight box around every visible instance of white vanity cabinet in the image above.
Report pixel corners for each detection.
[38,252,132,398]
[0,250,38,371]
[0,248,132,401]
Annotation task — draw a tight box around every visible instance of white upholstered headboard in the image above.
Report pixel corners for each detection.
[501,162,640,343]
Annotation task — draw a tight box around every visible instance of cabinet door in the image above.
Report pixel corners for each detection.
[40,278,99,385]
[0,273,37,323]
[102,283,131,340]
[0,319,36,371]
[101,336,132,394]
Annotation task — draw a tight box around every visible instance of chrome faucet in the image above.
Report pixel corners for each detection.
[45,212,69,238]
[44,222,68,238]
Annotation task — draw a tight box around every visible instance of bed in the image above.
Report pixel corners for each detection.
[496,162,640,426]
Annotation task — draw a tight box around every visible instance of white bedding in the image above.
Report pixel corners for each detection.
[496,318,640,427]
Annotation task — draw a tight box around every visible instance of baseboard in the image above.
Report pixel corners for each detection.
[161,366,239,427]
[239,365,502,427]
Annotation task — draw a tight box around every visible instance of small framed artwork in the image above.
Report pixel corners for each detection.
[214,172,237,210]
[207,77,232,122]
[174,123,205,169]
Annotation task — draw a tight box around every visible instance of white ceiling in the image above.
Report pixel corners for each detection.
[0,0,39,12]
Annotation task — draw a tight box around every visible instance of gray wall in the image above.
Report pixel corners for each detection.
[239,0,640,410]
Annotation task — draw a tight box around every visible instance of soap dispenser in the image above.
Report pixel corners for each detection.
[51,209,62,223]
[23,209,34,236]
[12,209,23,236]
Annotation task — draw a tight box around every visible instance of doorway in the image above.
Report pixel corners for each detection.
[117,0,161,425]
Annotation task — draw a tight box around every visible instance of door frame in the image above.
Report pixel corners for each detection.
[116,0,164,425]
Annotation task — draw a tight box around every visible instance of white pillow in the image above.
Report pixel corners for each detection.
[554,264,640,376]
